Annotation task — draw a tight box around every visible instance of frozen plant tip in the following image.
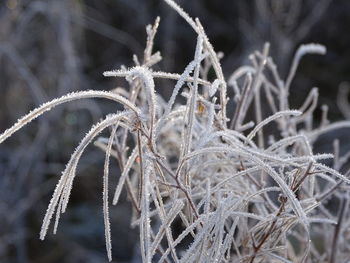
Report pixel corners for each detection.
[2,0,350,262]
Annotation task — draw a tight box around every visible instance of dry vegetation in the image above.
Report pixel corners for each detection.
[1,0,350,262]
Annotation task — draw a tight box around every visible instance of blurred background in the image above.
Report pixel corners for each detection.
[0,0,349,262]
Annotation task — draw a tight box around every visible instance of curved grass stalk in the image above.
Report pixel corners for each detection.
[285,44,326,95]
[0,90,139,144]
[103,125,117,262]
[246,110,302,143]
[40,112,128,240]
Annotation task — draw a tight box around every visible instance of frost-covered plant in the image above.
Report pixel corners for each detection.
[2,0,350,262]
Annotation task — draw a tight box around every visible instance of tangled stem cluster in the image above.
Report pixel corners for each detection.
[2,0,350,262]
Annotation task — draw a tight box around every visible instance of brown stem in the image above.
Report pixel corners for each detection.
[137,128,144,209]
[249,199,286,263]
[292,162,313,192]
[330,197,347,263]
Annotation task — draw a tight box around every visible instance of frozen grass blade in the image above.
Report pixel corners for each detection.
[103,126,117,262]
[0,90,139,144]
[2,3,350,262]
